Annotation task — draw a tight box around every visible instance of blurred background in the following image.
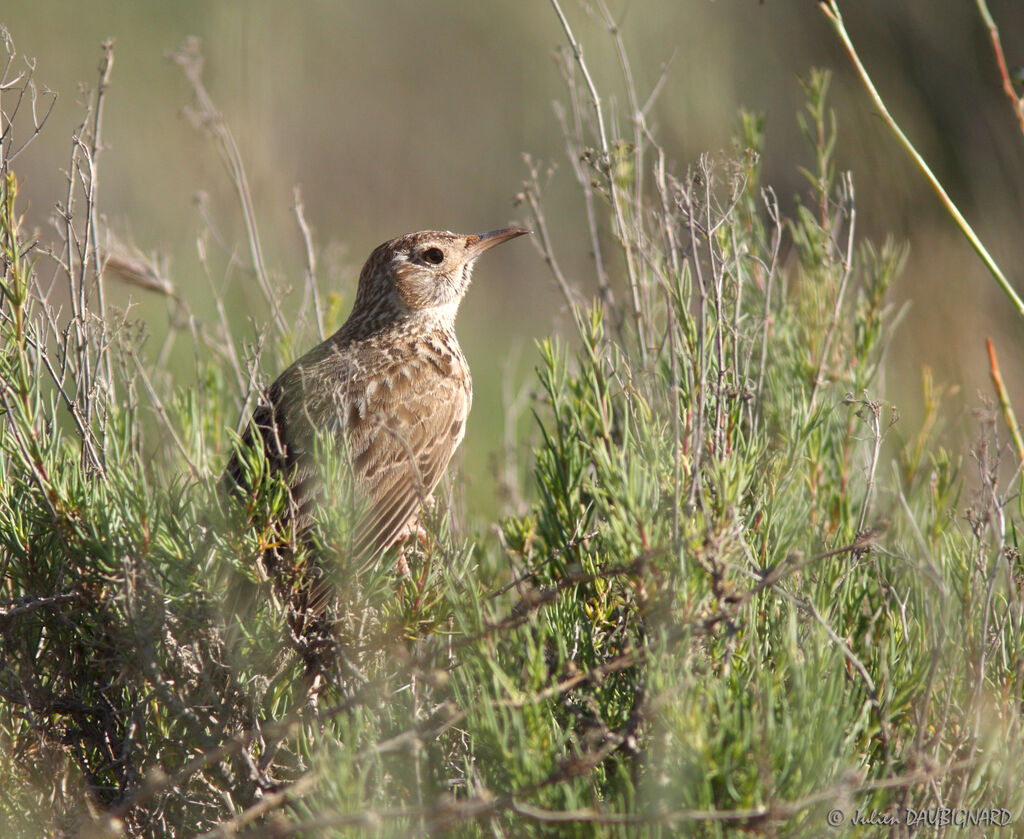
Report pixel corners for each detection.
[3,0,1023,519]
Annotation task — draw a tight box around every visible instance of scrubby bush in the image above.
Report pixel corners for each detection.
[1,19,1021,839]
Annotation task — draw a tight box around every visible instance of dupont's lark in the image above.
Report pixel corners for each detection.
[225,227,527,593]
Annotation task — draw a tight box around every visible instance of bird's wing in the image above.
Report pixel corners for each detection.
[347,359,470,558]
[222,368,326,532]
[224,339,470,560]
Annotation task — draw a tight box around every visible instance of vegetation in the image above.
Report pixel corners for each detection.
[1,11,1022,839]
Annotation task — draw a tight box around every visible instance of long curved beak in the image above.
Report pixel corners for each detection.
[467,227,530,258]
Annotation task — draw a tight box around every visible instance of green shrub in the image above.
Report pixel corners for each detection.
[1,23,1021,839]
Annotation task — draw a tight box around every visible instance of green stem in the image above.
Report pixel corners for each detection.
[820,1,1024,319]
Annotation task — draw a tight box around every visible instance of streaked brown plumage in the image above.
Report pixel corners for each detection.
[224,227,527,579]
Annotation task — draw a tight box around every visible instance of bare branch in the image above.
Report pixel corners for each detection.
[293,184,324,341]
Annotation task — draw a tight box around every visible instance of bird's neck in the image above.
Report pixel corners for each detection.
[335,299,460,343]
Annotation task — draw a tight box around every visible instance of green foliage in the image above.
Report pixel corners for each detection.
[1,27,1022,839]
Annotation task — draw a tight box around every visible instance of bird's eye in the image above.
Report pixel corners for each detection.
[422,247,445,265]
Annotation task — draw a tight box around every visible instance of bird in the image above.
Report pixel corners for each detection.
[223,227,528,606]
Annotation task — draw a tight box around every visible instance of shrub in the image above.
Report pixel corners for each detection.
[1,19,1021,839]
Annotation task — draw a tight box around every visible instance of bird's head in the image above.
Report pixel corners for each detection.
[353,228,528,327]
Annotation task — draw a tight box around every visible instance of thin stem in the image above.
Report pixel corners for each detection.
[554,76,614,319]
[521,154,583,316]
[129,349,200,478]
[293,185,324,341]
[81,39,116,462]
[974,0,1024,139]
[547,0,648,363]
[809,173,856,411]
[986,337,1024,468]
[171,38,286,335]
[753,188,781,434]
[820,1,1024,319]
